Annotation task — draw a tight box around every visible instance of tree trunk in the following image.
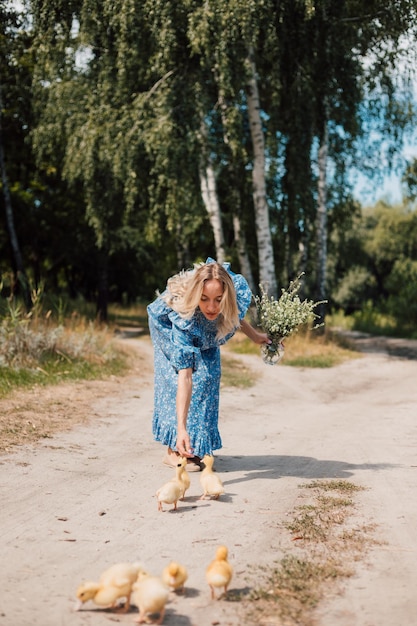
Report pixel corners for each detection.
[232,213,255,293]
[246,46,277,298]
[0,83,32,310]
[175,222,191,271]
[199,163,226,264]
[216,81,255,292]
[96,248,109,323]
[315,114,328,326]
[199,122,226,264]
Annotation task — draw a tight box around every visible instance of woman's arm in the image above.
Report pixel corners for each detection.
[240,318,270,345]
[176,367,194,457]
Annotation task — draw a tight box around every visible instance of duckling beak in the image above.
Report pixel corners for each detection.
[73,599,83,612]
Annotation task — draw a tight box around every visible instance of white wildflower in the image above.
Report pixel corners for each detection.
[254,273,326,365]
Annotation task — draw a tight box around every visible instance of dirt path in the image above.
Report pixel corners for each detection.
[1,334,417,626]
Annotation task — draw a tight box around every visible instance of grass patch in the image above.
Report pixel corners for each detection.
[0,351,128,398]
[221,353,258,388]
[246,479,376,626]
[228,328,360,368]
[108,301,150,331]
[0,300,132,398]
[328,307,417,340]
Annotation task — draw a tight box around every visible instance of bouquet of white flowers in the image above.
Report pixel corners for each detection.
[254,274,325,365]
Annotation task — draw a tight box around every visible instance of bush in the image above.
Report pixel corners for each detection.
[386,257,417,329]
[332,267,377,312]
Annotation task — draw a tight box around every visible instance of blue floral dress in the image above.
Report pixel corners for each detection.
[147,259,253,458]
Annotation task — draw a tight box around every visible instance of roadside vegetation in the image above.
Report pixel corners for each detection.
[244,480,379,626]
[227,314,362,369]
[0,291,362,401]
[1,289,415,455]
[0,293,134,399]
[2,288,412,402]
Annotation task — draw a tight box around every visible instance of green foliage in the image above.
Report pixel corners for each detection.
[332,266,377,311]
[350,302,398,336]
[385,257,417,329]
[329,200,417,335]
[2,0,417,331]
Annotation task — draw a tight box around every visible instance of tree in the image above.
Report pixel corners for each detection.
[199,120,226,265]
[30,0,158,320]
[0,3,33,309]
[246,45,277,296]
[271,0,417,322]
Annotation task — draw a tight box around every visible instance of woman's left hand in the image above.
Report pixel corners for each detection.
[240,319,271,345]
[255,331,271,345]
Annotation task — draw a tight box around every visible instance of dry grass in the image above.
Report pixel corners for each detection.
[0,305,133,399]
[228,327,361,368]
[245,480,379,626]
[0,338,149,454]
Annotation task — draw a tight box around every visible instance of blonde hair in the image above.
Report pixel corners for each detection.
[162,262,239,339]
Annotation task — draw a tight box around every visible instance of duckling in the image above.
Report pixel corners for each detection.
[75,561,144,612]
[131,570,169,624]
[206,545,233,600]
[156,462,183,511]
[199,454,225,500]
[178,457,190,500]
[161,560,188,593]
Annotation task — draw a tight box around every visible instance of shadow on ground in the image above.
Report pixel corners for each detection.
[336,330,417,360]
[218,454,397,484]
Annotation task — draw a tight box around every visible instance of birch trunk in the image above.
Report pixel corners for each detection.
[199,121,226,264]
[246,46,277,297]
[316,116,328,325]
[232,213,255,293]
[199,161,226,265]
[216,83,255,291]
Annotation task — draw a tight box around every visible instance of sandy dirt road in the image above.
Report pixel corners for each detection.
[1,334,417,626]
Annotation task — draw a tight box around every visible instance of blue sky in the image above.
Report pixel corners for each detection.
[352,142,417,206]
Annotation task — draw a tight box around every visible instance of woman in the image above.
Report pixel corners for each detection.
[147,258,270,471]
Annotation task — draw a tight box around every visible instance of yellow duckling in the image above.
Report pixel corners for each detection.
[199,454,225,500]
[156,462,184,511]
[178,457,191,499]
[75,561,144,612]
[206,545,233,600]
[161,560,188,593]
[131,570,169,624]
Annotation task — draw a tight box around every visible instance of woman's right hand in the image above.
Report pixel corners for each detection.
[176,368,193,457]
[176,428,194,458]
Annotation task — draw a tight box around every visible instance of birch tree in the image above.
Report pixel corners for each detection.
[315,106,329,324]
[246,45,277,297]
[188,0,277,290]
[199,120,226,265]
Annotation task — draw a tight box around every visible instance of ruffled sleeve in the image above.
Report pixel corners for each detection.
[167,310,199,372]
[205,257,253,319]
[147,296,199,372]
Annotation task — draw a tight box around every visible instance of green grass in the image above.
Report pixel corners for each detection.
[328,307,417,340]
[221,353,258,388]
[0,351,129,398]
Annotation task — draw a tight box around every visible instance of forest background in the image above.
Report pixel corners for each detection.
[2,0,417,336]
